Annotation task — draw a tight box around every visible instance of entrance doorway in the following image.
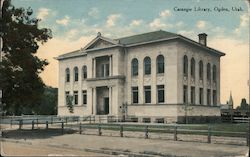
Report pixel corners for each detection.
[104,97,109,115]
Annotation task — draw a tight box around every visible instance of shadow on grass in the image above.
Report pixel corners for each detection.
[2,128,77,140]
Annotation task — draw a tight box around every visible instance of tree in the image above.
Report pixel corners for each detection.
[0,0,52,115]
[66,95,74,113]
[33,86,58,115]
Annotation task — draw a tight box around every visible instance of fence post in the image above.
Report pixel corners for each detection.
[46,121,48,129]
[10,118,12,128]
[65,117,68,124]
[79,123,82,134]
[246,131,249,146]
[32,120,34,130]
[51,116,53,124]
[98,125,102,136]
[61,121,64,134]
[174,125,177,141]
[208,126,211,143]
[145,125,149,139]
[19,120,22,130]
[120,125,123,137]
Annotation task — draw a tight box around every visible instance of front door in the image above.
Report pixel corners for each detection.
[104,97,109,115]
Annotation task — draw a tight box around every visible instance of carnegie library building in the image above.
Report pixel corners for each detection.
[56,30,225,123]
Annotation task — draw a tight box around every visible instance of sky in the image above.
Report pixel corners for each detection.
[12,0,249,107]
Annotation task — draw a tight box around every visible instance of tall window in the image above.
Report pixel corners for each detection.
[144,57,151,75]
[199,61,203,80]
[82,90,87,105]
[183,55,188,76]
[191,86,195,104]
[132,87,138,103]
[191,58,195,78]
[157,85,165,103]
[101,64,109,77]
[213,90,217,106]
[213,65,216,82]
[157,55,164,74]
[207,63,211,81]
[199,88,203,105]
[131,58,138,76]
[207,89,211,106]
[144,86,151,103]
[65,68,70,82]
[82,66,87,79]
[74,67,78,82]
[73,91,78,105]
[183,85,188,104]
[65,91,70,105]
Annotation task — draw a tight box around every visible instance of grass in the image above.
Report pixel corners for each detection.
[79,123,248,137]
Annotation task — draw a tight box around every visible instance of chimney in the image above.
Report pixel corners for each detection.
[198,33,207,46]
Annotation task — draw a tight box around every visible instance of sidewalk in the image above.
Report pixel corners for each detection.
[1,133,248,157]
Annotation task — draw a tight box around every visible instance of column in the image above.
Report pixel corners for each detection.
[109,86,112,115]
[92,87,96,115]
[109,55,112,76]
[93,58,96,78]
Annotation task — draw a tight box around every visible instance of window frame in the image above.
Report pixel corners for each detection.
[157,85,165,103]
[132,86,139,104]
[144,86,151,103]
[65,68,70,82]
[74,67,79,82]
[131,58,139,76]
[82,90,87,105]
[183,55,188,76]
[157,55,164,74]
[144,57,151,75]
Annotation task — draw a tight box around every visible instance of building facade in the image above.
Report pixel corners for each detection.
[56,30,225,123]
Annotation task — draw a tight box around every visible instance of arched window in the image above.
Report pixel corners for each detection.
[183,55,188,76]
[213,65,216,82]
[157,55,164,74]
[131,58,138,76]
[74,67,78,82]
[191,58,195,78]
[82,65,87,79]
[199,61,203,80]
[65,68,70,82]
[144,57,151,75]
[207,63,211,81]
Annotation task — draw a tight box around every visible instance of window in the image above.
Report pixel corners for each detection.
[199,88,203,105]
[101,64,109,77]
[82,66,87,79]
[207,89,211,106]
[144,86,151,103]
[183,55,188,76]
[199,61,203,80]
[207,63,211,81]
[213,90,217,106]
[157,85,165,103]
[132,87,138,103]
[65,91,70,105]
[82,90,87,105]
[65,68,70,82]
[157,55,164,74]
[191,86,195,104]
[73,91,78,105]
[213,65,216,82]
[131,58,138,76]
[191,58,195,78]
[144,57,151,75]
[183,85,188,104]
[74,67,78,82]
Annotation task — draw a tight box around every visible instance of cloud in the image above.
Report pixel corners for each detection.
[106,14,121,27]
[234,13,249,35]
[149,18,167,29]
[37,8,50,20]
[88,7,99,18]
[130,20,143,27]
[176,21,184,27]
[56,16,70,26]
[159,10,171,18]
[196,20,206,29]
